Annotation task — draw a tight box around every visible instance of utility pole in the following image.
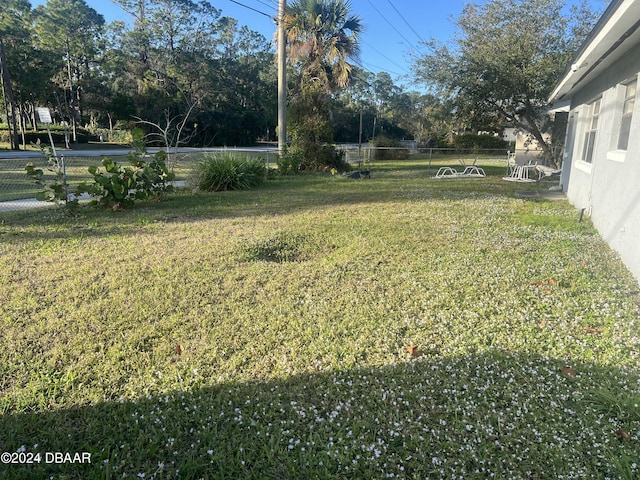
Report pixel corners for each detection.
[277,0,287,154]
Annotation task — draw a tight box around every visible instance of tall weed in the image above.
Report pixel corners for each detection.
[192,153,266,191]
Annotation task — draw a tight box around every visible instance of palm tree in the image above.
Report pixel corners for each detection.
[284,0,362,91]
[283,0,362,169]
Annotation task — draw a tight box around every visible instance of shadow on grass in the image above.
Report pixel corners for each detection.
[1,351,638,479]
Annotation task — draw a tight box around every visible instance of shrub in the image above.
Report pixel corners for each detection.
[370,136,409,160]
[305,144,350,172]
[81,129,175,210]
[277,150,304,175]
[26,132,175,212]
[1,128,91,145]
[25,142,81,215]
[94,128,133,145]
[192,153,266,191]
[286,144,350,173]
[86,151,175,210]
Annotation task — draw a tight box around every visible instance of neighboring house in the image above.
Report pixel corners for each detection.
[549,0,640,283]
[502,126,517,144]
[514,130,552,165]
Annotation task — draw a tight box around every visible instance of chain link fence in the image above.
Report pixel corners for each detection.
[0,147,520,213]
[0,151,197,213]
[0,148,284,213]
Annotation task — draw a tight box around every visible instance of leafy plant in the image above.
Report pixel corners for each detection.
[276,149,304,175]
[192,152,266,191]
[25,132,175,212]
[86,150,175,210]
[370,136,409,160]
[25,141,81,215]
[287,142,351,172]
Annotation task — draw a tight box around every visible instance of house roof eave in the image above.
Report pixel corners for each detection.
[549,0,640,103]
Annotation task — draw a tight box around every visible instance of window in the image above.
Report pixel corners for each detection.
[581,98,601,163]
[617,79,636,150]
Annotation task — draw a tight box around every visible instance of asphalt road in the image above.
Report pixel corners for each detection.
[0,146,278,159]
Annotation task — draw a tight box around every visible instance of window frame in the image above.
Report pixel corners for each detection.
[581,97,601,164]
[617,78,636,151]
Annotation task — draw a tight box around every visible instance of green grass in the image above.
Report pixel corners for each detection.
[0,159,639,479]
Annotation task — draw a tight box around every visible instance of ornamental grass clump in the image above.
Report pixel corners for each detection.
[192,153,265,191]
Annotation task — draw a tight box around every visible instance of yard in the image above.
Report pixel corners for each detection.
[0,158,638,479]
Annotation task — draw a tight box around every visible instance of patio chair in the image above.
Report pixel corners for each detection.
[534,165,561,180]
[433,165,486,179]
[502,152,538,183]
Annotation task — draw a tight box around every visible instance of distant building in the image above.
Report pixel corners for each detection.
[513,130,552,165]
[549,0,640,282]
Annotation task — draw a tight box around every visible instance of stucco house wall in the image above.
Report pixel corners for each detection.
[550,0,640,283]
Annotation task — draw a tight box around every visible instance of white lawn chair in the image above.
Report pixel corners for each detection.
[434,166,459,178]
[460,166,486,178]
[502,152,538,183]
[535,165,561,179]
[433,165,486,179]
[506,152,517,174]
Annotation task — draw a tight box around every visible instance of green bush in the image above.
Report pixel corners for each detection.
[94,128,133,144]
[25,131,175,212]
[370,136,409,160]
[0,128,92,145]
[192,153,266,191]
[277,150,304,175]
[286,144,350,173]
[86,150,175,210]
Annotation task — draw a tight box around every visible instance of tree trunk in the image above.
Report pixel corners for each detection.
[29,101,38,131]
[0,37,20,150]
[521,104,558,169]
[494,100,561,169]
[65,37,78,143]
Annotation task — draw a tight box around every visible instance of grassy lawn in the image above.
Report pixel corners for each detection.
[0,159,639,479]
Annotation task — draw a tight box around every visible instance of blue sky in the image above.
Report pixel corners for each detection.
[26,0,466,87]
[31,0,610,89]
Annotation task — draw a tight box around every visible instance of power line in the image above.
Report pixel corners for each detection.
[354,59,405,79]
[227,0,274,19]
[253,0,277,12]
[385,0,425,44]
[366,0,418,53]
[361,40,410,74]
